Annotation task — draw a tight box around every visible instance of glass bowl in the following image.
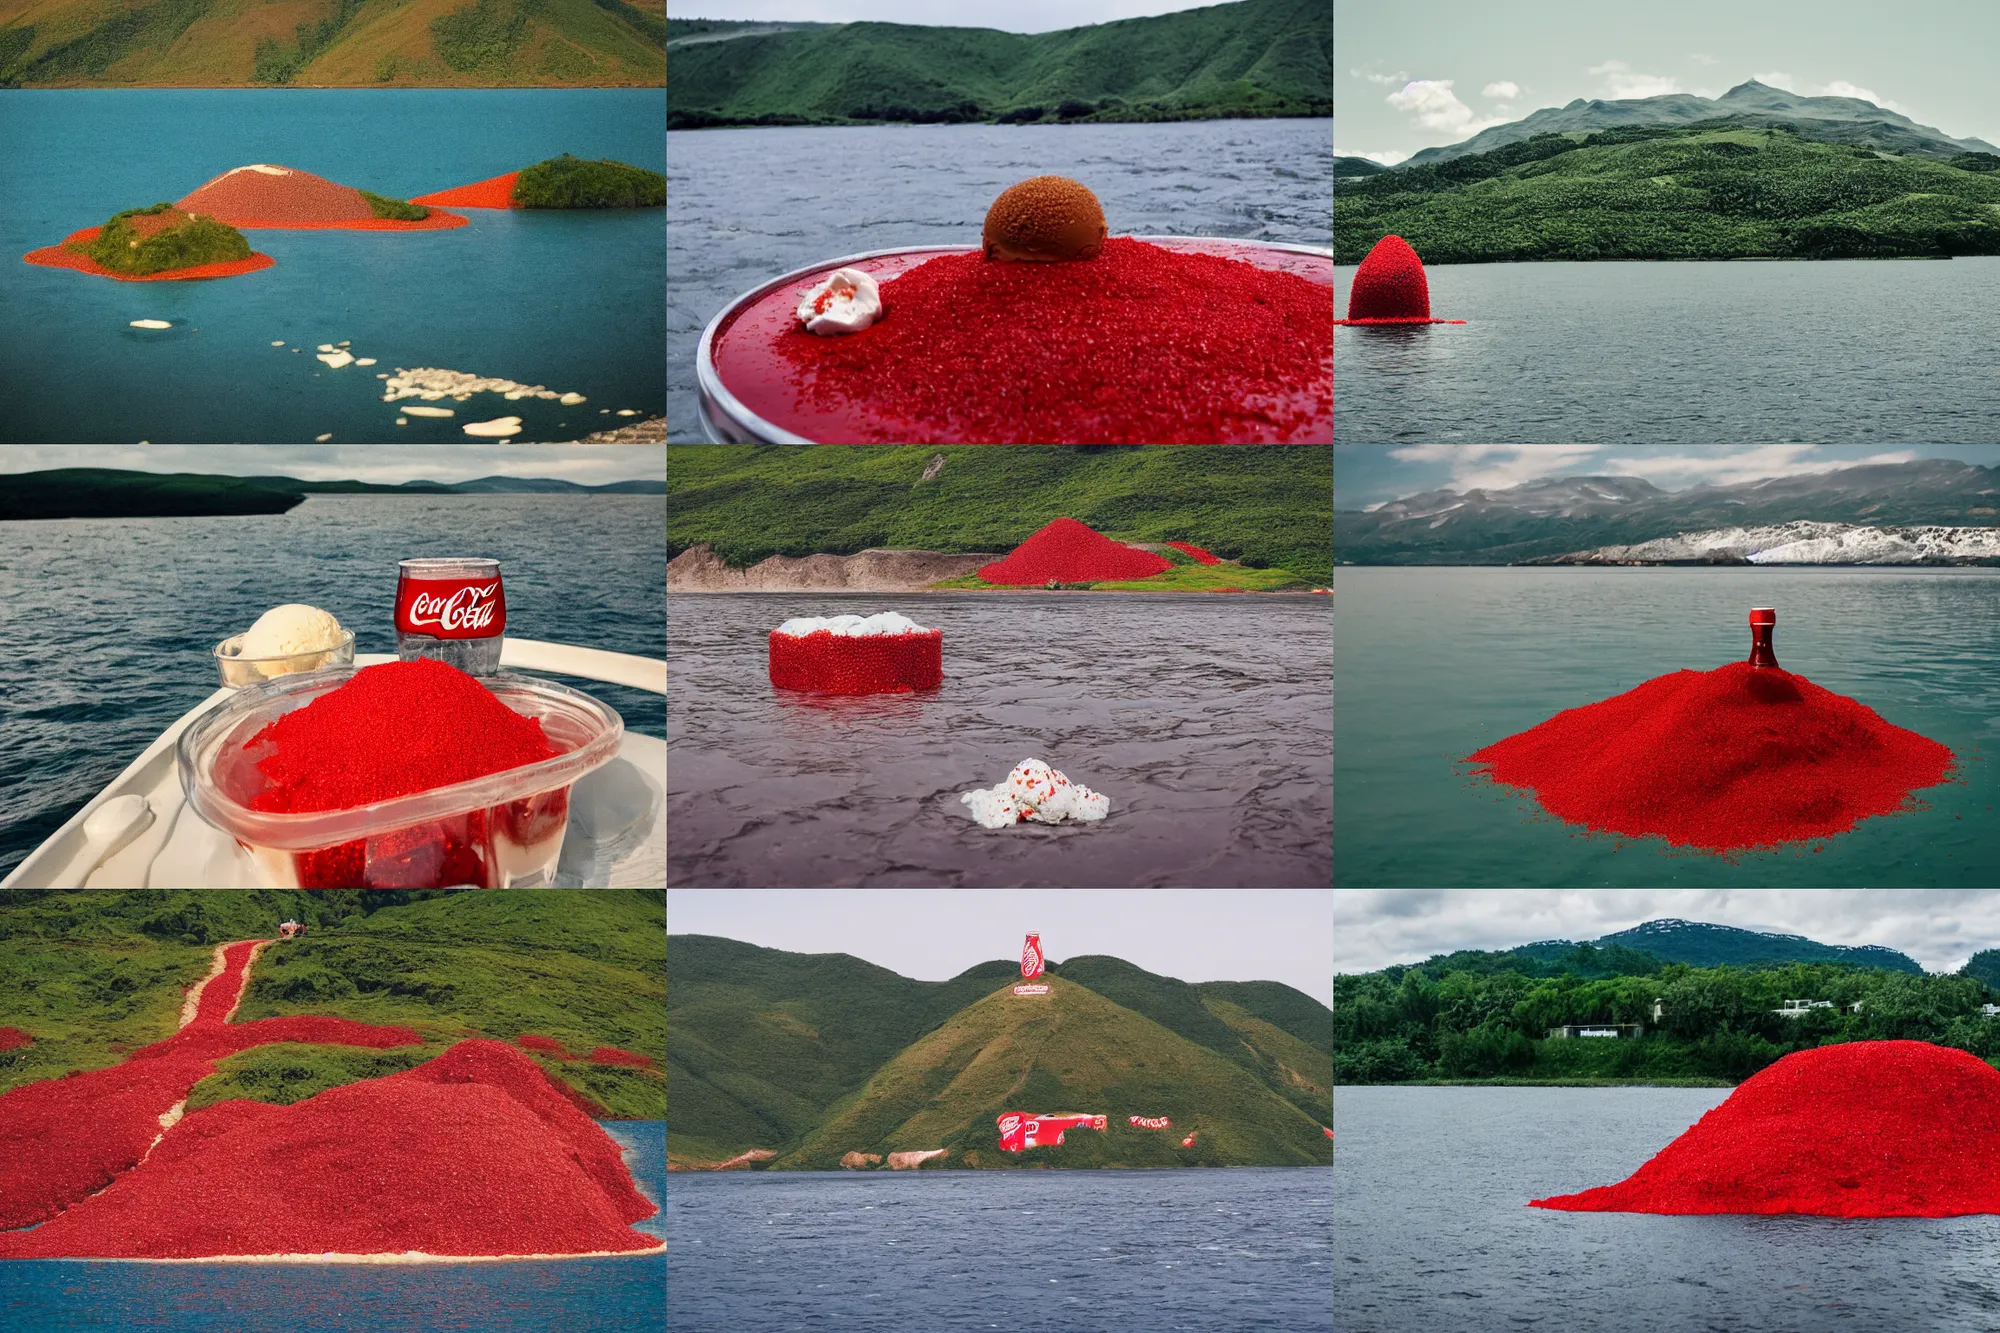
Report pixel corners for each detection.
[215,630,357,687]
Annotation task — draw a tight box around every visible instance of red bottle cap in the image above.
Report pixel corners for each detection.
[1749,608,1776,626]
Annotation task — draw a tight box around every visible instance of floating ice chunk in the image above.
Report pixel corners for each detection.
[130,319,171,329]
[599,408,609,413]
[617,409,637,416]
[960,759,1109,829]
[560,392,585,405]
[376,373,388,378]
[402,406,454,417]
[317,343,335,352]
[463,416,522,437]
[395,417,408,425]
[315,433,331,441]
[316,350,354,368]
[355,358,376,366]
[336,341,350,347]
[271,340,285,346]
[379,366,584,407]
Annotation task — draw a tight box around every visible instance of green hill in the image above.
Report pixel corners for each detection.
[0,0,664,87]
[1336,123,2000,262]
[0,890,664,1117]
[0,469,305,521]
[667,0,1329,129]
[666,444,1334,585]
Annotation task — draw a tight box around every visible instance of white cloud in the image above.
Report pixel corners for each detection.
[1352,68,1409,86]
[1588,60,1683,99]
[1819,79,1906,113]
[1482,80,1520,101]
[1386,444,1605,494]
[1337,890,2000,975]
[1751,70,1798,90]
[1598,445,1918,489]
[1385,78,1512,137]
[1336,147,1409,166]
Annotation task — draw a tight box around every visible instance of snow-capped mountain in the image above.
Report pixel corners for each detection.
[1540,520,2000,565]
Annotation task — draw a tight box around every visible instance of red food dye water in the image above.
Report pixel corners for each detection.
[767,628,944,695]
[779,238,1331,443]
[1339,233,1464,324]
[1166,540,1221,565]
[1532,1041,2000,1217]
[978,517,1173,586]
[588,1046,656,1068]
[0,1026,32,1050]
[1466,661,1954,851]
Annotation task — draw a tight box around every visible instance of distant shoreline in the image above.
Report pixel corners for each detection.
[671,113,1331,132]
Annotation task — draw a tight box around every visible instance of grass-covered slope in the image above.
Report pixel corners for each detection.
[667,0,1328,129]
[667,445,1334,585]
[0,0,664,87]
[775,975,1331,1169]
[514,153,665,207]
[80,203,252,275]
[1337,123,2000,262]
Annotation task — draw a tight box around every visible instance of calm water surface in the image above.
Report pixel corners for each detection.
[1333,259,2000,444]
[668,592,1332,887]
[0,91,665,443]
[1337,1087,2000,1331]
[667,120,1335,443]
[668,1166,1331,1333]
[1333,567,2000,887]
[0,496,667,879]
[2,1121,664,1332]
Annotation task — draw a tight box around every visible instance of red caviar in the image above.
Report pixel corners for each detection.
[0,1026,32,1050]
[978,517,1173,586]
[780,238,1330,443]
[1337,234,1463,325]
[1166,541,1221,564]
[768,629,943,694]
[588,1046,656,1068]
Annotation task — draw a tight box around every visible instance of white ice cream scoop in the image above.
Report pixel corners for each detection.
[797,268,883,335]
[240,604,344,658]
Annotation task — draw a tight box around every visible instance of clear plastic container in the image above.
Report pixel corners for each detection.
[177,668,622,888]
[214,630,357,687]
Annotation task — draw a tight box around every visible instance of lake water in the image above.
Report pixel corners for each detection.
[668,592,1332,887]
[667,1165,1331,1332]
[667,119,1335,443]
[1332,259,2000,444]
[0,90,664,443]
[1336,1086,2000,1331]
[1,1121,664,1332]
[0,495,667,880]
[1333,567,2000,887]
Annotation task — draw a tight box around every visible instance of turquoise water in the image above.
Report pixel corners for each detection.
[1334,567,2000,887]
[0,90,663,443]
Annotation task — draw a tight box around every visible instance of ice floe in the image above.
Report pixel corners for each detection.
[315,433,331,441]
[354,358,376,366]
[130,319,171,329]
[616,409,637,416]
[402,406,454,417]
[380,366,584,407]
[560,392,586,405]
[317,350,355,368]
[271,340,285,346]
[317,343,335,352]
[395,417,408,425]
[463,416,523,437]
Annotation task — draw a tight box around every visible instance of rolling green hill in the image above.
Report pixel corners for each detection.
[0,890,664,1117]
[1336,123,2000,262]
[667,935,1332,1169]
[666,444,1334,584]
[667,0,1328,129]
[0,0,664,87]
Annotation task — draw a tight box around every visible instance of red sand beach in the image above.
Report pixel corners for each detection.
[176,164,467,230]
[24,227,275,282]
[412,171,521,210]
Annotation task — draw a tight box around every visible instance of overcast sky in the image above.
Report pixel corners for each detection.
[1336,0,2000,164]
[1338,890,2000,975]
[675,0,1234,34]
[0,445,664,486]
[1334,444,2000,511]
[669,889,1334,1005]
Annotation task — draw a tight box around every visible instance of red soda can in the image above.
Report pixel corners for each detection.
[395,558,505,675]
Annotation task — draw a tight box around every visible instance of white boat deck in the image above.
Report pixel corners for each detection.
[1,640,665,889]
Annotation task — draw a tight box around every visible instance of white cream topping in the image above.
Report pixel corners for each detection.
[796,268,882,336]
[774,612,929,638]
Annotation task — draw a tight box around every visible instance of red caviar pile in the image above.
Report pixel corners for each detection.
[1466,661,1954,851]
[978,517,1173,586]
[779,238,1331,443]
[1166,541,1221,565]
[516,1033,578,1059]
[768,629,944,694]
[1339,234,1462,324]
[1532,1042,2000,1217]
[588,1046,656,1068]
[0,1027,32,1050]
[412,171,522,209]
[175,165,467,231]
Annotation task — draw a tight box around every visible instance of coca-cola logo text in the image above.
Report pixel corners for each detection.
[397,578,505,639]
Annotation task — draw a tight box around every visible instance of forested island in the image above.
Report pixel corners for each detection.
[667,0,1328,130]
[0,469,665,521]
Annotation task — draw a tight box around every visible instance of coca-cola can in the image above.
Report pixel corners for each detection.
[395,557,506,675]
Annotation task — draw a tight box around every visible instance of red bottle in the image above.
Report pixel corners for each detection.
[1748,607,1779,669]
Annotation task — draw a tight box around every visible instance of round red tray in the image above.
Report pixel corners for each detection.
[696,236,1333,444]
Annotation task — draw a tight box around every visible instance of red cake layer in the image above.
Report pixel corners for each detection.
[768,630,944,694]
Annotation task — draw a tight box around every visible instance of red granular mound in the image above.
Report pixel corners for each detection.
[249,659,559,814]
[412,171,521,209]
[1166,541,1221,565]
[517,1033,578,1059]
[1338,233,1464,325]
[0,1026,33,1050]
[767,629,943,694]
[588,1046,655,1068]
[0,1041,658,1258]
[1532,1042,2000,1216]
[778,237,1331,443]
[1465,661,1955,851]
[978,517,1173,586]
[23,227,276,281]
[173,165,467,230]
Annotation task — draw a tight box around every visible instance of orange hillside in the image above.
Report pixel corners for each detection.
[176,164,466,231]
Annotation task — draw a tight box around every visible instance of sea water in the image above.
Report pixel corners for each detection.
[0,1121,664,1333]
[0,90,664,444]
[1338,1086,2000,1331]
[667,1166,1331,1332]
[1333,566,2000,887]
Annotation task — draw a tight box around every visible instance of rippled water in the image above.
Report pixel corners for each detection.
[0,496,666,880]
[4,1121,663,1332]
[667,592,1332,886]
[668,1166,1331,1333]
[1338,1087,2000,1332]
[667,120,1335,442]
[1332,259,2000,444]
[1334,567,2000,887]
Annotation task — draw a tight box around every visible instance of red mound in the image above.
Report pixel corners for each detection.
[588,1046,656,1069]
[1532,1042,2000,1217]
[412,171,521,209]
[1166,541,1221,565]
[174,163,467,230]
[24,227,275,282]
[0,1026,33,1050]
[516,1033,578,1059]
[768,629,944,694]
[1337,234,1462,325]
[0,1041,658,1258]
[978,517,1174,586]
[1465,661,1955,852]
